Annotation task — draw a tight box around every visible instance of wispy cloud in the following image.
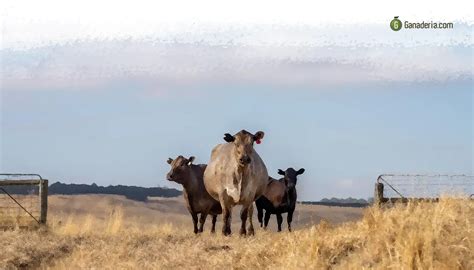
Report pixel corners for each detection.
[3,24,472,92]
[4,0,473,49]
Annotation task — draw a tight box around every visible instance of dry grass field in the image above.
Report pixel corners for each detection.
[0,195,472,269]
[48,195,364,231]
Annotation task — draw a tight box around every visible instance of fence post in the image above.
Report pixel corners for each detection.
[374,182,384,206]
[39,180,48,224]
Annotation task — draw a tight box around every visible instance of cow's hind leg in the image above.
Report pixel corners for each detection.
[256,201,264,227]
[257,208,263,227]
[263,211,271,229]
[247,203,255,236]
[211,215,217,233]
[276,213,283,232]
[198,213,207,233]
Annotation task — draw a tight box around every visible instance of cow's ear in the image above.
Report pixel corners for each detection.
[223,133,235,142]
[297,168,305,175]
[254,131,265,141]
[188,156,195,165]
[278,169,285,175]
[167,158,173,164]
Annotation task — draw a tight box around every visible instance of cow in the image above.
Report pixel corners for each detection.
[166,155,222,234]
[256,168,305,232]
[204,130,268,236]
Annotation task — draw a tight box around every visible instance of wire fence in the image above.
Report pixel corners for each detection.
[378,174,474,199]
[0,185,40,227]
[0,174,44,227]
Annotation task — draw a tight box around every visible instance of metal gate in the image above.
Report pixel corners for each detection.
[0,174,48,227]
[374,174,474,205]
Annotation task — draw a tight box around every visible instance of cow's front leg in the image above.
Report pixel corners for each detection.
[198,213,207,233]
[239,205,249,236]
[247,203,255,236]
[222,207,232,236]
[191,212,199,234]
[276,213,283,232]
[287,210,294,232]
[211,215,217,233]
[219,194,232,236]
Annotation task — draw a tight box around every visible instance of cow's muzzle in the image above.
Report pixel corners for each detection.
[239,156,251,165]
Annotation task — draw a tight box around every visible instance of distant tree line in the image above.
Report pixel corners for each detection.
[1,182,182,202]
[299,197,371,208]
[49,182,182,201]
[2,182,371,207]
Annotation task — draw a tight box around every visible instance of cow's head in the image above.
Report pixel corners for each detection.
[278,168,305,189]
[166,155,195,184]
[223,130,264,167]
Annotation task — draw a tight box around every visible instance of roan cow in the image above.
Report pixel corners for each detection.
[204,130,268,236]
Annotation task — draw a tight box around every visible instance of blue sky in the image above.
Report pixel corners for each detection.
[1,1,473,200]
[2,80,472,200]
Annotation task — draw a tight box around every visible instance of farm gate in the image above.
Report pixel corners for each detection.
[0,174,48,228]
[374,174,474,205]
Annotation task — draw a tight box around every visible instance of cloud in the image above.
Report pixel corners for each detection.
[4,0,473,49]
[2,23,472,92]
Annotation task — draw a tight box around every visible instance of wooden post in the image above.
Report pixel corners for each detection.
[39,180,48,224]
[374,182,384,206]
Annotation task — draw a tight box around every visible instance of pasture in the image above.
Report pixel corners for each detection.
[1,195,472,269]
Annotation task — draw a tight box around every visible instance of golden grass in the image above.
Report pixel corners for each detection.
[1,198,472,269]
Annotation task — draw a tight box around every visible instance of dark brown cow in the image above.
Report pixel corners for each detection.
[166,155,222,234]
[256,168,305,232]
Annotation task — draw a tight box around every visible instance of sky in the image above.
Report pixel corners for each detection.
[1,1,473,200]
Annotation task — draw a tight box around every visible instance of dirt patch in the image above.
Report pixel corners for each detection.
[205,245,232,252]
